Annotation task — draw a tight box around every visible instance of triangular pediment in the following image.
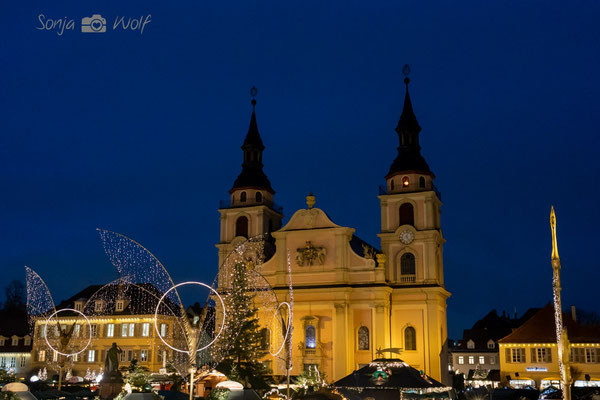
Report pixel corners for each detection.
[279,207,341,231]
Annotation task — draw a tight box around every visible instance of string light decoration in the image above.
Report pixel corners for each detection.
[98,230,293,389]
[26,267,93,388]
[269,302,291,357]
[43,308,92,356]
[211,234,292,389]
[37,368,47,381]
[97,229,183,307]
[97,230,222,383]
[154,281,226,353]
[550,207,571,400]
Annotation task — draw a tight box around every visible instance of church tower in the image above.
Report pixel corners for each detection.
[216,88,283,267]
[377,69,450,383]
[378,71,444,286]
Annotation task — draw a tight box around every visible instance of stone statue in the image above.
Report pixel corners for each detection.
[105,343,122,375]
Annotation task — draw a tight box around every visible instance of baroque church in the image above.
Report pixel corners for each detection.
[216,78,450,383]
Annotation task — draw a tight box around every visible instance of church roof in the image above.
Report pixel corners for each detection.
[242,106,264,150]
[52,282,180,317]
[395,81,421,136]
[456,308,539,351]
[349,235,380,257]
[386,74,433,179]
[0,310,31,353]
[231,96,274,194]
[498,303,600,344]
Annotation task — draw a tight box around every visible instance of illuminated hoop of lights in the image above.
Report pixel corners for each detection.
[154,281,226,353]
[44,308,92,357]
[269,301,292,357]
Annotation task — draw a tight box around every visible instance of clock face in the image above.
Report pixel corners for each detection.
[400,230,414,245]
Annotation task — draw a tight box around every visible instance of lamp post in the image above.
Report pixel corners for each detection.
[188,366,197,400]
[550,207,571,400]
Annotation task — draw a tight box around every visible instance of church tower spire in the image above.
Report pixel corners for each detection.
[386,65,433,182]
[230,87,274,195]
[217,87,283,264]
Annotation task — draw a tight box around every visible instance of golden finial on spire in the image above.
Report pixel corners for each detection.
[550,206,560,262]
[306,192,315,209]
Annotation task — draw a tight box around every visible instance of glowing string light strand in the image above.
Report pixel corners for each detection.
[44,308,92,357]
[269,301,291,357]
[154,281,226,353]
[97,229,186,311]
[25,266,56,330]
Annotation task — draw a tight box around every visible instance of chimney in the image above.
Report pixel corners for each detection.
[571,306,577,322]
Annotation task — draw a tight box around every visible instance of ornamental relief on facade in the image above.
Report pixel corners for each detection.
[295,241,326,266]
[297,208,319,228]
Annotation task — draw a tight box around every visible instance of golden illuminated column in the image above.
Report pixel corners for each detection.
[333,303,349,380]
[550,206,571,400]
[373,302,389,353]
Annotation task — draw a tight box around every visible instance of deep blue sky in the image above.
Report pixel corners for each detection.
[1,1,599,339]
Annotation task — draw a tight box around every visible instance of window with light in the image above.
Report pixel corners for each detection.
[142,323,150,337]
[305,325,316,349]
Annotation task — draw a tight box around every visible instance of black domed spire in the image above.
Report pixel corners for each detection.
[386,67,433,179]
[230,87,274,194]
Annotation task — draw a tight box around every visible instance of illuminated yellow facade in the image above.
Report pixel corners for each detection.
[499,342,600,389]
[217,79,450,383]
[499,305,600,389]
[31,310,180,376]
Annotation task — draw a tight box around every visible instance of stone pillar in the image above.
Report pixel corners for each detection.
[333,303,347,381]
[373,303,389,355]
[426,298,441,381]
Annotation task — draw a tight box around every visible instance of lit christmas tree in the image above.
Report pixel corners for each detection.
[216,261,271,389]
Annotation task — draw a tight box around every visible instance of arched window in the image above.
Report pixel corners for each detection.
[256,192,262,202]
[235,216,248,238]
[402,176,410,187]
[405,326,416,350]
[419,176,425,188]
[305,325,316,349]
[390,180,395,190]
[358,326,369,350]
[400,253,416,277]
[240,192,247,202]
[399,203,414,226]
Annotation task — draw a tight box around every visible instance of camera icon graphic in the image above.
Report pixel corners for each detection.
[81,14,106,33]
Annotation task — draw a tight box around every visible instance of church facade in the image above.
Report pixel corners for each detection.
[216,80,450,383]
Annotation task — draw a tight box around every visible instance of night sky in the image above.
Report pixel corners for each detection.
[2,1,599,340]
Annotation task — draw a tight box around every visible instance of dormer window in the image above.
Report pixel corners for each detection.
[115,300,125,312]
[467,339,475,349]
[402,176,410,187]
[94,301,104,312]
[0,337,6,346]
[24,336,31,346]
[487,340,495,349]
[11,336,18,346]
[74,301,84,311]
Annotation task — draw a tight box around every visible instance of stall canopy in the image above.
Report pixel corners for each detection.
[334,359,452,400]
